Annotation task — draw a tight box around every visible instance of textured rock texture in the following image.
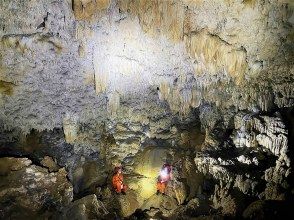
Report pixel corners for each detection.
[58,194,111,220]
[195,112,291,200]
[0,0,292,174]
[0,0,293,219]
[0,157,73,219]
[0,0,293,132]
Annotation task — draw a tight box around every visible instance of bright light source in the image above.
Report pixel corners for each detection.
[160,169,168,179]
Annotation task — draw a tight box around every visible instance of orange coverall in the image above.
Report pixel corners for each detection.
[156,180,167,193]
[156,171,171,194]
[112,173,127,193]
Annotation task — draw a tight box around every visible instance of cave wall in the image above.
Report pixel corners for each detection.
[0,0,293,133]
[0,0,293,162]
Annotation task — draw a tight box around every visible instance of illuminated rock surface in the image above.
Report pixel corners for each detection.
[0,0,293,219]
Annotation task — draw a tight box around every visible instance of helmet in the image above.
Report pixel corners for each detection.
[162,163,172,173]
[114,166,122,173]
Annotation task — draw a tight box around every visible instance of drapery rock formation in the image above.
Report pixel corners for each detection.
[0,0,293,219]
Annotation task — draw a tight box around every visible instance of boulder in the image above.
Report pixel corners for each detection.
[103,188,140,218]
[0,157,32,175]
[117,191,141,217]
[40,156,60,172]
[141,194,178,217]
[170,198,211,219]
[0,157,73,219]
[72,160,107,193]
[60,194,111,220]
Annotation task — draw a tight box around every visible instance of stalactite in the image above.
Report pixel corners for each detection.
[107,91,120,116]
[158,81,170,101]
[158,84,204,116]
[258,91,273,112]
[255,133,288,158]
[273,83,294,108]
[179,88,193,116]
[191,88,201,108]
[233,114,289,163]
[118,0,185,41]
[72,0,111,20]
[63,113,79,144]
[94,71,108,94]
[184,31,248,85]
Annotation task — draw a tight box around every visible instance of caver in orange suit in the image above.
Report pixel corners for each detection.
[156,177,167,194]
[112,167,127,193]
[156,164,172,194]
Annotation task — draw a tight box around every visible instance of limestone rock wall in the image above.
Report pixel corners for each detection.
[1,0,293,136]
[117,0,293,113]
[72,0,111,20]
[195,111,291,200]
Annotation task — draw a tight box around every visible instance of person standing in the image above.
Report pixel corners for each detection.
[156,163,172,195]
[112,166,127,194]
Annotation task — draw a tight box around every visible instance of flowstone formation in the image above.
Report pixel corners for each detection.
[0,0,293,219]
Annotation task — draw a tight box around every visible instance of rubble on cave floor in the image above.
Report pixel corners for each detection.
[0,157,73,219]
[0,111,293,219]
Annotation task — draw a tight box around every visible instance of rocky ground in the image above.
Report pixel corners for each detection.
[1,108,293,219]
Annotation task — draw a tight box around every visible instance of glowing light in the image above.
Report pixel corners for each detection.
[160,169,168,179]
[137,177,157,199]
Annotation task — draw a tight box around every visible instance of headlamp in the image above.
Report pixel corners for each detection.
[160,169,168,179]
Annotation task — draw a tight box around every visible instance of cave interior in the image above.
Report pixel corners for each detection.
[0,0,294,219]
